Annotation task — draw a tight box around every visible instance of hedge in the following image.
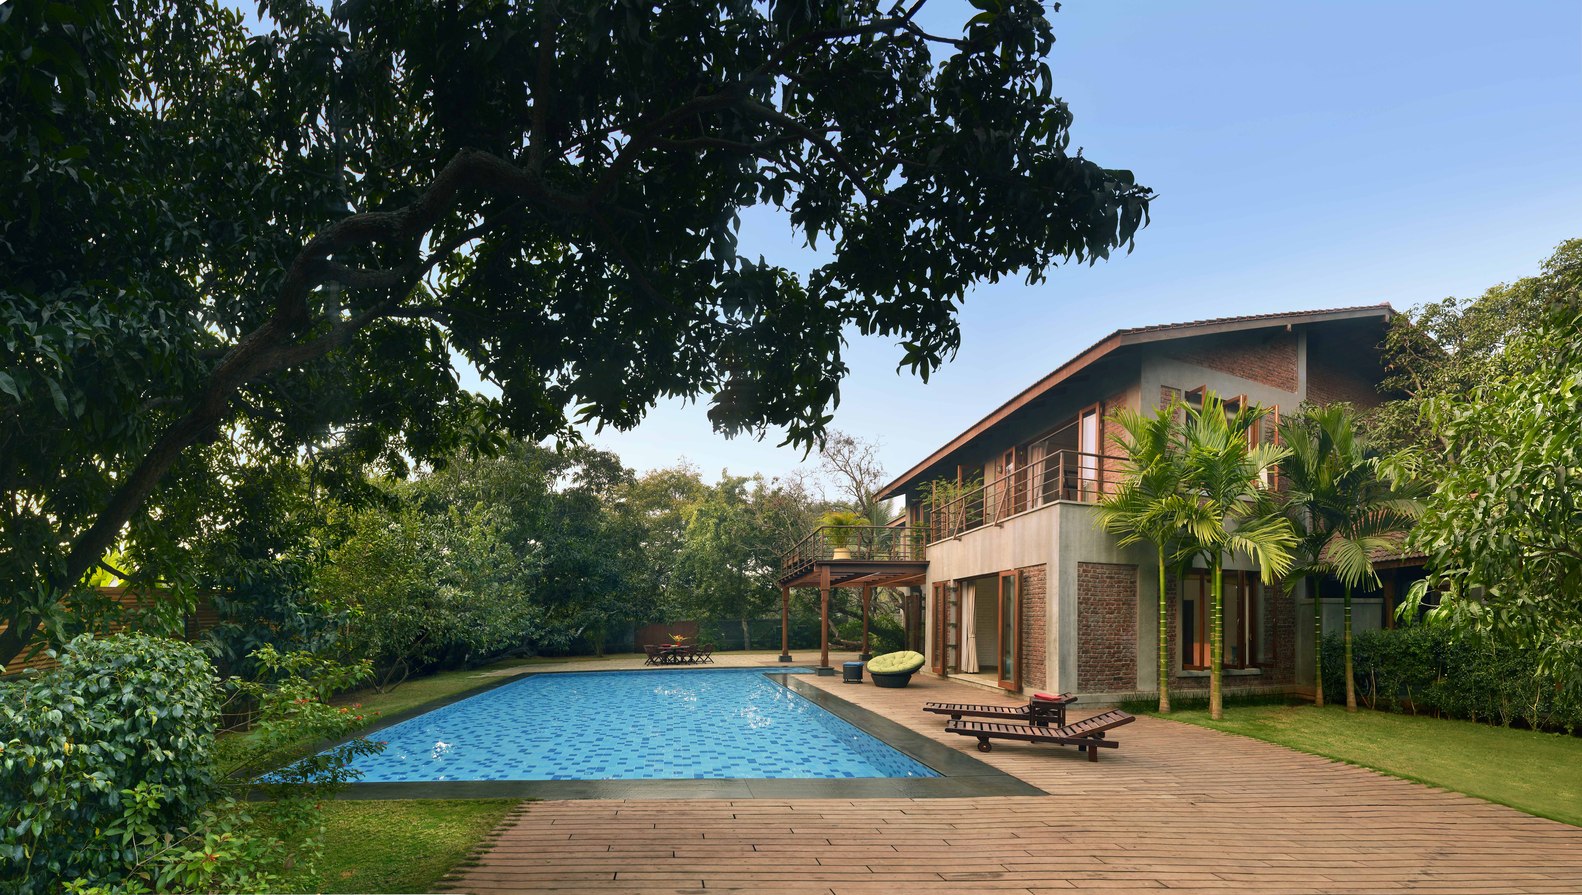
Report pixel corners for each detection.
[1321,626,1582,733]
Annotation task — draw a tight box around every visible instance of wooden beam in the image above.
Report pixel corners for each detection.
[861,585,872,660]
[779,585,792,662]
[818,564,832,674]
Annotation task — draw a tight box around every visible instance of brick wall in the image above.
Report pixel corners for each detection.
[1101,387,1137,488]
[1161,575,1296,691]
[1168,330,1300,393]
[1077,562,1137,692]
[1019,565,1047,692]
[1306,351,1384,409]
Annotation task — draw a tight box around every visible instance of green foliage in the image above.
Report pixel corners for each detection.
[1,635,220,893]
[1319,627,1582,734]
[1373,245,1565,454]
[819,509,867,548]
[1175,392,1296,719]
[1401,241,1582,695]
[1097,397,1188,712]
[1,0,1151,668]
[1279,404,1420,709]
[671,474,818,646]
[0,634,385,894]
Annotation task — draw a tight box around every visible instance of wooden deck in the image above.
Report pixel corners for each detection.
[442,671,1582,894]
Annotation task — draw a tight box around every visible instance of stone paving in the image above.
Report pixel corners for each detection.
[441,662,1582,894]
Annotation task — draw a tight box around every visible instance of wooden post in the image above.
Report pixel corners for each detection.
[860,585,873,660]
[778,585,792,662]
[818,565,833,674]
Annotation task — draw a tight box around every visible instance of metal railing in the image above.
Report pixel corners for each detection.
[923,449,1126,543]
[780,524,926,575]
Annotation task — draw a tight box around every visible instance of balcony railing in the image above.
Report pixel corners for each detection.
[923,449,1127,543]
[780,524,926,576]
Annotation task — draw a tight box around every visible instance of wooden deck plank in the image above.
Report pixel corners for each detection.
[442,670,1582,894]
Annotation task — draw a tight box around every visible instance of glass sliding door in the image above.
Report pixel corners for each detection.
[996,572,1021,691]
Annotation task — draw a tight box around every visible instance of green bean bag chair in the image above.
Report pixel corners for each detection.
[866,650,925,688]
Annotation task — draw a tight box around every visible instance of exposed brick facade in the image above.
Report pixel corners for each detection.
[1018,565,1047,692]
[1077,562,1138,692]
[1101,387,1137,486]
[1306,351,1384,408]
[1168,330,1300,393]
[1161,574,1296,692]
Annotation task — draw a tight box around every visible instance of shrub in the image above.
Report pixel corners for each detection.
[1321,626,1582,733]
[0,634,383,894]
[1,634,220,893]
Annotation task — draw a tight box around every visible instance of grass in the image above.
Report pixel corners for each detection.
[1149,701,1582,827]
[278,799,519,894]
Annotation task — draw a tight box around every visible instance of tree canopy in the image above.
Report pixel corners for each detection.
[1403,242,1582,690]
[0,0,1152,665]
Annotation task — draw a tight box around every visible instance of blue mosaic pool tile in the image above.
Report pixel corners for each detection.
[339,667,938,782]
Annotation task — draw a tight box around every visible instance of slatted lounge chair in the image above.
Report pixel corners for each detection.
[923,692,1076,727]
[944,709,1136,761]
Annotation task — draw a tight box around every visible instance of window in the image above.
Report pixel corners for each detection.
[1078,404,1101,500]
[1180,570,1269,671]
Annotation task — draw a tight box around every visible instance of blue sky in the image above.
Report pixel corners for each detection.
[577,1,1581,485]
[239,2,1578,486]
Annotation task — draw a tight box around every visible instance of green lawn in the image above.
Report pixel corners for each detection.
[1154,703,1582,826]
[280,799,519,894]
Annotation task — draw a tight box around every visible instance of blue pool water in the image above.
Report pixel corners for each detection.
[344,667,938,782]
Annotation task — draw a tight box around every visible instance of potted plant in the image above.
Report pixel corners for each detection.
[821,510,866,560]
[866,650,925,688]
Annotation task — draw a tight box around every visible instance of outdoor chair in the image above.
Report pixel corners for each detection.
[643,644,663,666]
[943,709,1135,761]
[694,642,714,663]
[923,692,1076,728]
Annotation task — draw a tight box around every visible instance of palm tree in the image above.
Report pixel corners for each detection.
[1281,406,1420,711]
[1097,399,1189,713]
[1177,392,1297,720]
[1278,408,1343,707]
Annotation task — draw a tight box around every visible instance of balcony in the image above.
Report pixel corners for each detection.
[924,449,1126,543]
[777,524,927,589]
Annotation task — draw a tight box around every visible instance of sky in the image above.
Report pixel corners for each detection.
[560,1,1582,487]
[252,2,1582,489]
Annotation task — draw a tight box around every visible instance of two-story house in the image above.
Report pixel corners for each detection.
[859,304,1415,702]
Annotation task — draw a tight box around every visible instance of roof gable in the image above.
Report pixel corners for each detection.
[876,304,1394,499]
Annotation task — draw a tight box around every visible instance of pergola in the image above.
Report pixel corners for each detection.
[775,526,927,674]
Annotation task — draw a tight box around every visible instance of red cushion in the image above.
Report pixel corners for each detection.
[1033,692,1061,700]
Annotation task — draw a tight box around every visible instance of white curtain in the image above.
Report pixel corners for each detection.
[960,583,978,673]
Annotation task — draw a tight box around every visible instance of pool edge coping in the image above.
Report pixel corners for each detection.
[324,666,1045,801]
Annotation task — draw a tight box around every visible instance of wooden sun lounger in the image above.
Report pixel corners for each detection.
[923,693,1076,726]
[944,709,1135,761]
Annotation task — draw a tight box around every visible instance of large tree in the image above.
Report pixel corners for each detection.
[1403,242,1582,692]
[0,0,1152,666]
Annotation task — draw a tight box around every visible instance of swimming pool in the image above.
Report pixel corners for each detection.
[342,667,939,782]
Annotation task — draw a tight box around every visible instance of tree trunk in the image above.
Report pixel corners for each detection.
[1312,576,1325,707]
[740,617,752,651]
[1344,583,1357,712]
[1157,545,1171,714]
[1209,560,1224,720]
